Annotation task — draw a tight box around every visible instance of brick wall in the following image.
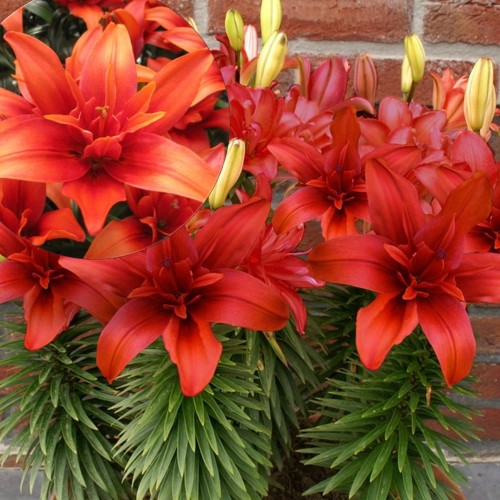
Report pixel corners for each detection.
[0,0,499,446]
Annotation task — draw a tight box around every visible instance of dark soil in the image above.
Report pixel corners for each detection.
[266,448,348,500]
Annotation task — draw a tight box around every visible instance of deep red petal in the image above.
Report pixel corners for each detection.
[356,294,418,370]
[273,187,330,234]
[97,298,166,382]
[417,294,475,385]
[85,216,153,259]
[307,234,401,293]
[30,208,86,246]
[365,159,424,244]
[162,316,222,397]
[454,253,500,303]
[0,260,32,302]
[195,269,289,331]
[23,287,71,350]
[195,198,270,269]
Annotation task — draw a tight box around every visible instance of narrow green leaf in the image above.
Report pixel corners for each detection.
[60,384,80,420]
[79,440,110,492]
[176,420,188,477]
[64,445,87,487]
[370,434,396,482]
[193,394,206,426]
[29,391,51,434]
[182,398,196,452]
[398,424,408,472]
[50,374,63,407]
[384,410,401,440]
[401,459,414,499]
[61,412,78,454]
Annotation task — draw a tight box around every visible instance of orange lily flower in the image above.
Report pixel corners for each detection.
[0,23,222,235]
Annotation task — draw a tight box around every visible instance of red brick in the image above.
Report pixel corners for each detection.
[428,408,500,441]
[472,408,500,440]
[424,0,500,45]
[0,0,24,23]
[158,0,194,19]
[208,0,412,42]
[470,306,500,356]
[471,364,500,400]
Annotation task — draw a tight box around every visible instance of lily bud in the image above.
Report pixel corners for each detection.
[225,9,244,52]
[464,57,496,138]
[186,17,199,34]
[208,139,245,209]
[260,0,282,45]
[401,54,413,96]
[353,53,377,105]
[404,33,425,83]
[254,30,287,87]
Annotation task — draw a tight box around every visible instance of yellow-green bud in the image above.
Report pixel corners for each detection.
[404,33,425,83]
[465,57,496,138]
[401,54,413,96]
[260,0,282,45]
[254,30,287,87]
[208,139,245,209]
[225,9,244,52]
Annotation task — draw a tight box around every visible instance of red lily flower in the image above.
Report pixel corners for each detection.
[97,199,289,396]
[0,179,85,249]
[0,246,120,350]
[228,83,285,179]
[241,222,324,333]
[271,107,369,238]
[308,160,500,385]
[0,23,222,235]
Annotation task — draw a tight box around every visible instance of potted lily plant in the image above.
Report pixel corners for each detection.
[0,0,498,498]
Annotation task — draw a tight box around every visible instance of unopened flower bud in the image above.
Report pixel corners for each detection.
[404,33,425,83]
[353,53,377,104]
[208,139,245,209]
[225,9,244,52]
[254,30,287,87]
[465,57,497,138]
[260,0,282,45]
[401,54,413,95]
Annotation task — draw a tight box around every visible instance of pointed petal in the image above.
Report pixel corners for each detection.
[417,295,475,385]
[0,116,88,182]
[23,287,70,350]
[62,170,126,236]
[307,234,401,293]
[108,133,218,202]
[454,253,500,303]
[0,87,34,116]
[195,198,270,269]
[97,298,166,382]
[80,23,137,110]
[421,172,492,252]
[4,31,75,114]
[30,208,86,246]
[268,138,325,181]
[273,187,330,234]
[195,269,289,331]
[67,4,103,28]
[0,260,32,302]
[52,274,120,324]
[452,130,497,177]
[365,159,424,244]
[162,316,222,397]
[147,49,215,133]
[85,216,153,259]
[356,294,418,370]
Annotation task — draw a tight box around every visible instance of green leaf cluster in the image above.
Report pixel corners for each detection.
[113,336,273,500]
[0,314,132,499]
[300,327,479,499]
